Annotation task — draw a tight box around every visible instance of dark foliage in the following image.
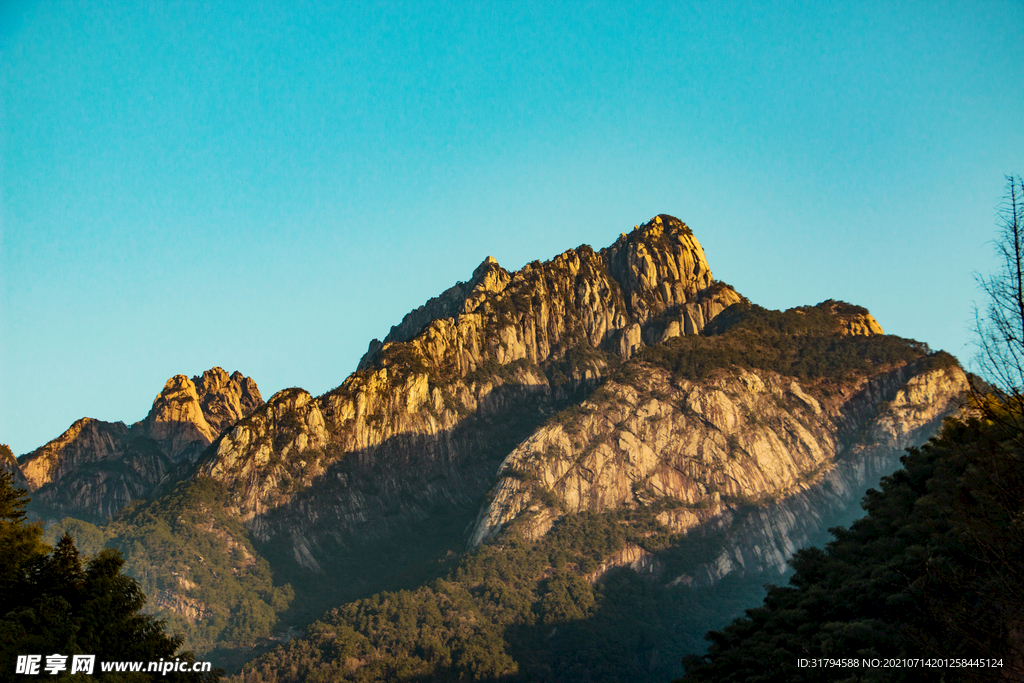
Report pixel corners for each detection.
[106,479,293,654]
[233,507,773,683]
[639,302,943,383]
[0,471,219,681]
[677,413,1024,682]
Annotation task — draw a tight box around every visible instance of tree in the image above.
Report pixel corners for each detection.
[974,174,1024,418]
[0,471,220,681]
[0,471,48,605]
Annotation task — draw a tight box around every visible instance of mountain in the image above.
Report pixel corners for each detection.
[20,367,262,521]
[676,411,1024,682]
[230,302,967,682]
[195,216,742,560]
[0,443,23,486]
[19,215,969,679]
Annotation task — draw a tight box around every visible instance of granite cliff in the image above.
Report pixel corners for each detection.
[19,367,262,520]
[15,215,970,673]
[470,355,967,584]
[195,215,743,563]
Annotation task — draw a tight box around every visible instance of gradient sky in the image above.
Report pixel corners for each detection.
[2,0,1022,455]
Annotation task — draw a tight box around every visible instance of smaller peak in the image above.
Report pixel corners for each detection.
[267,387,312,409]
[617,215,693,245]
[156,374,200,403]
[472,255,502,279]
[69,417,98,430]
[644,214,690,234]
[815,300,885,336]
[196,366,231,392]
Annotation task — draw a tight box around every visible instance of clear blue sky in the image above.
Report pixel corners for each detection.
[2,1,1022,455]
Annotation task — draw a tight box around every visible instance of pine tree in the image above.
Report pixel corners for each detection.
[0,471,220,681]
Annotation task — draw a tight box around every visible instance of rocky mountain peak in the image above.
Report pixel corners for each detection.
[1,443,16,469]
[357,256,513,370]
[466,256,510,300]
[19,368,263,520]
[0,443,26,487]
[143,375,218,460]
[602,214,718,327]
[817,300,885,336]
[194,367,264,434]
[19,417,128,491]
[142,368,264,462]
[472,255,500,277]
[201,215,750,547]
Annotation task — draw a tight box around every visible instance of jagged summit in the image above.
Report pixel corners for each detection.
[357,254,513,370]
[19,367,262,520]
[143,367,263,460]
[475,254,499,271]
[202,215,746,539]
[20,212,970,667]
[0,443,25,488]
[819,300,885,335]
[358,214,732,372]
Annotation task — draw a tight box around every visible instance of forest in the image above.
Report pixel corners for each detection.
[0,470,220,682]
[678,410,1024,682]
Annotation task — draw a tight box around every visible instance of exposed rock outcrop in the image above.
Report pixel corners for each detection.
[195,367,266,435]
[189,215,960,589]
[469,358,968,583]
[20,368,262,520]
[195,216,745,569]
[20,418,129,491]
[1,443,27,487]
[144,368,263,462]
[143,375,219,462]
[819,300,885,336]
[357,256,512,370]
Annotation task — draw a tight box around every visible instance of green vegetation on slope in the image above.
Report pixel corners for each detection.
[677,413,1024,682]
[111,479,294,653]
[0,471,218,682]
[47,478,295,658]
[637,301,953,384]
[233,507,772,683]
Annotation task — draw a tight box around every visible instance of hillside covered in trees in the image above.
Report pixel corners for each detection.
[0,470,221,682]
[4,217,973,680]
[676,409,1024,682]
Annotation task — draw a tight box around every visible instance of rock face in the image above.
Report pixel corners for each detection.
[195,216,744,567]
[190,215,962,586]
[18,213,973,656]
[819,300,886,336]
[194,367,263,434]
[19,368,262,521]
[468,360,968,565]
[356,256,513,370]
[144,368,263,462]
[20,419,129,491]
[143,375,219,462]
[1,443,27,487]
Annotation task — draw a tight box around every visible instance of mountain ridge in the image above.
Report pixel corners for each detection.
[12,214,969,678]
[18,367,262,521]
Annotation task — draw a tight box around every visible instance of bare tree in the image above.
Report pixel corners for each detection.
[974,174,1024,419]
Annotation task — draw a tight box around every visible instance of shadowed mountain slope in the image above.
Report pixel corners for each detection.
[23,216,968,678]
